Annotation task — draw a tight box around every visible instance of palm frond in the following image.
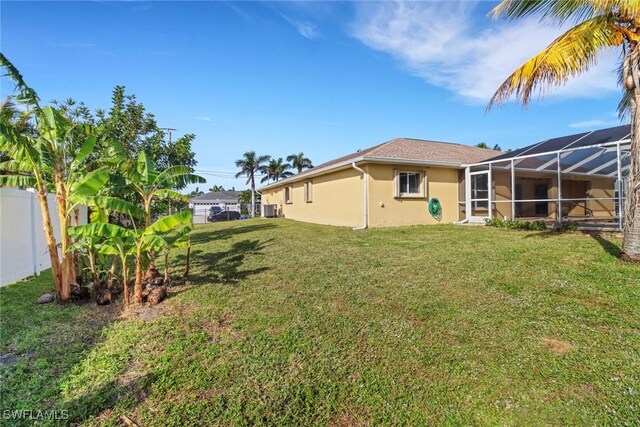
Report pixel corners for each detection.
[488,15,627,109]
[0,54,41,109]
[0,174,37,187]
[491,0,639,24]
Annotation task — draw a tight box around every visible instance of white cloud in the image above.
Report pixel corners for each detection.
[195,116,212,122]
[280,13,320,40]
[352,1,620,103]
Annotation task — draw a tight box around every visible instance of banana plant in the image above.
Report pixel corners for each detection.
[152,223,192,284]
[98,232,136,304]
[129,210,194,304]
[68,222,132,287]
[126,151,205,227]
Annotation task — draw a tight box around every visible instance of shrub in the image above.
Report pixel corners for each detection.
[484,218,548,231]
[553,220,578,233]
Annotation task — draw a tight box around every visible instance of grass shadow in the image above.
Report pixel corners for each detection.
[62,372,158,425]
[588,233,621,258]
[176,238,272,288]
[522,230,559,239]
[191,222,278,244]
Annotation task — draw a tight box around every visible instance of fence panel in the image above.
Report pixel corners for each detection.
[0,188,87,287]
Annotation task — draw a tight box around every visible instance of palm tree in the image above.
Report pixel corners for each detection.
[487,0,639,261]
[235,151,270,218]
[286,152,313,173]
[260,157,293,183]
[189,186,204,197]
[209,185,225,192]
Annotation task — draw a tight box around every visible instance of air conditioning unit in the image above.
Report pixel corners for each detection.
[262,204,277,218]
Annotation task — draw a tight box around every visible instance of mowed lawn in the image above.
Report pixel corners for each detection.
[1,219,639,426]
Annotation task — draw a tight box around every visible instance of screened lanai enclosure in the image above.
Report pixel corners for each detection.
[462,125,631,230]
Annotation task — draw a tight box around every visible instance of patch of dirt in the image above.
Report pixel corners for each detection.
[129,304,172,322]
[540,337,573,355]
[0,353,18,367]
[330,411,370,427]
[407,317,423,328]
[200,313,237,340]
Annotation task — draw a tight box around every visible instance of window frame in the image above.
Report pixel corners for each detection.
[304,181,313,203]
[394,169,427,198]
[284,186,293,204]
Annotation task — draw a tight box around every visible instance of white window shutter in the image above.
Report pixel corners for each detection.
[393,169,400,197]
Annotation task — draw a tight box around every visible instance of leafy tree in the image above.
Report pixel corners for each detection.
[91,86,198,220]
[235,151,270,218]
[209,185,225,192]
[476,142,502,151]
[487,0,639,261]
[260,157,293,183]
[287,152,313,173]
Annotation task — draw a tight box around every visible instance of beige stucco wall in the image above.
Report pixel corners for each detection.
[366,164,460,227]
[261,163,462,228]
[261,167,364,228]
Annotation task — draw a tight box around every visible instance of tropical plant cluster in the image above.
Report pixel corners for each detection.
[0,54,204,304]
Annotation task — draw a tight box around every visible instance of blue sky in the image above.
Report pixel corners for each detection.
[1,1,628,190]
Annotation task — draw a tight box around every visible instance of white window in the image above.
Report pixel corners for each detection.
[285,186,293,204]
[304,181,313,203]
[394,170,426,197]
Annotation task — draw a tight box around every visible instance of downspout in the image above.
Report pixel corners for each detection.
[351,162,368,230]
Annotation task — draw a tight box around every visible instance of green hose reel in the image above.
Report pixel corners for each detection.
[428,198,442,221]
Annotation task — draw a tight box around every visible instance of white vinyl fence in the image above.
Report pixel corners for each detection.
[0,188,87,287]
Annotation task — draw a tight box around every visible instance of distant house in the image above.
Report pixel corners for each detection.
[189,191,242,223]
[259,126,631,230]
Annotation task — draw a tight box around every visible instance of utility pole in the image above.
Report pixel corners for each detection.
[160,127,176,144]
[160,127,177,214]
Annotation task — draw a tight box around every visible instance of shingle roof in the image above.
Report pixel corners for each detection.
[368,138,499,164]
[260,138,499,190]
[190,191,241,203]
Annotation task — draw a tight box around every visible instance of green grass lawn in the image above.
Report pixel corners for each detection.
[1,219,639,426]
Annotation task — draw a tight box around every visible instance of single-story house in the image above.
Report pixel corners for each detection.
[259,125,631,230]
[189,191,243,223]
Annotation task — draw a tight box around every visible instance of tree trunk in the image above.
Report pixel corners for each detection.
[164,250,170,283]
[55,180,73,302]
[134,253,144,304]
[122,259,129,305]
[36,190,62,292]
[145,198,157,269]
[250,174,256,218]
[107,262,117,289]
[622,84,640,261]
[183,238,191,278]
